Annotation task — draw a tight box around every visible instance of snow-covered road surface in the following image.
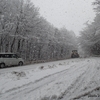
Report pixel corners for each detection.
[0,58,100,100]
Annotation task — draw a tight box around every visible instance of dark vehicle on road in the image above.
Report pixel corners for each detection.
[71,50,79,58]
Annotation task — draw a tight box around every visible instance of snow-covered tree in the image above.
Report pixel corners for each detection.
[0,0,78,62]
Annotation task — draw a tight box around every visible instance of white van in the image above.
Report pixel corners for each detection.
[0,53,24,68]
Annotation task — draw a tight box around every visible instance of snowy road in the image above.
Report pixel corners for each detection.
[0,58,100,100]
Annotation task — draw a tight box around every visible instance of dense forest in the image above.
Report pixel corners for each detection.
[0,0,78,62]
[79,0,100,56]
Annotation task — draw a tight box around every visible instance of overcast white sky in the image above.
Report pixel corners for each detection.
[31,0,96,36]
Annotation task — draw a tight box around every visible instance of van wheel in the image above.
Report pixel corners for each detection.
[18,62,23,66]
[0,63,5,68]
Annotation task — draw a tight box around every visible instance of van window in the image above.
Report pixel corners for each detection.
[0,54,6,58]
[0,54,3,58]
[0,54,18,58]
[0,54,12,58]
[4,54,12,58]
[12,54,17,58]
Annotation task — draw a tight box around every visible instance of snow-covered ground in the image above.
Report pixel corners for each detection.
[0,57,100,100]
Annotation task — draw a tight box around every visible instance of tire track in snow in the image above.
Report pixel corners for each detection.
[1,61,85,97]
[57,62,90,100]
[0,65,73,100]
[0,58,89,100]
[26,61,89,100]
[60,58,100,100]
[71,58,100,100]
